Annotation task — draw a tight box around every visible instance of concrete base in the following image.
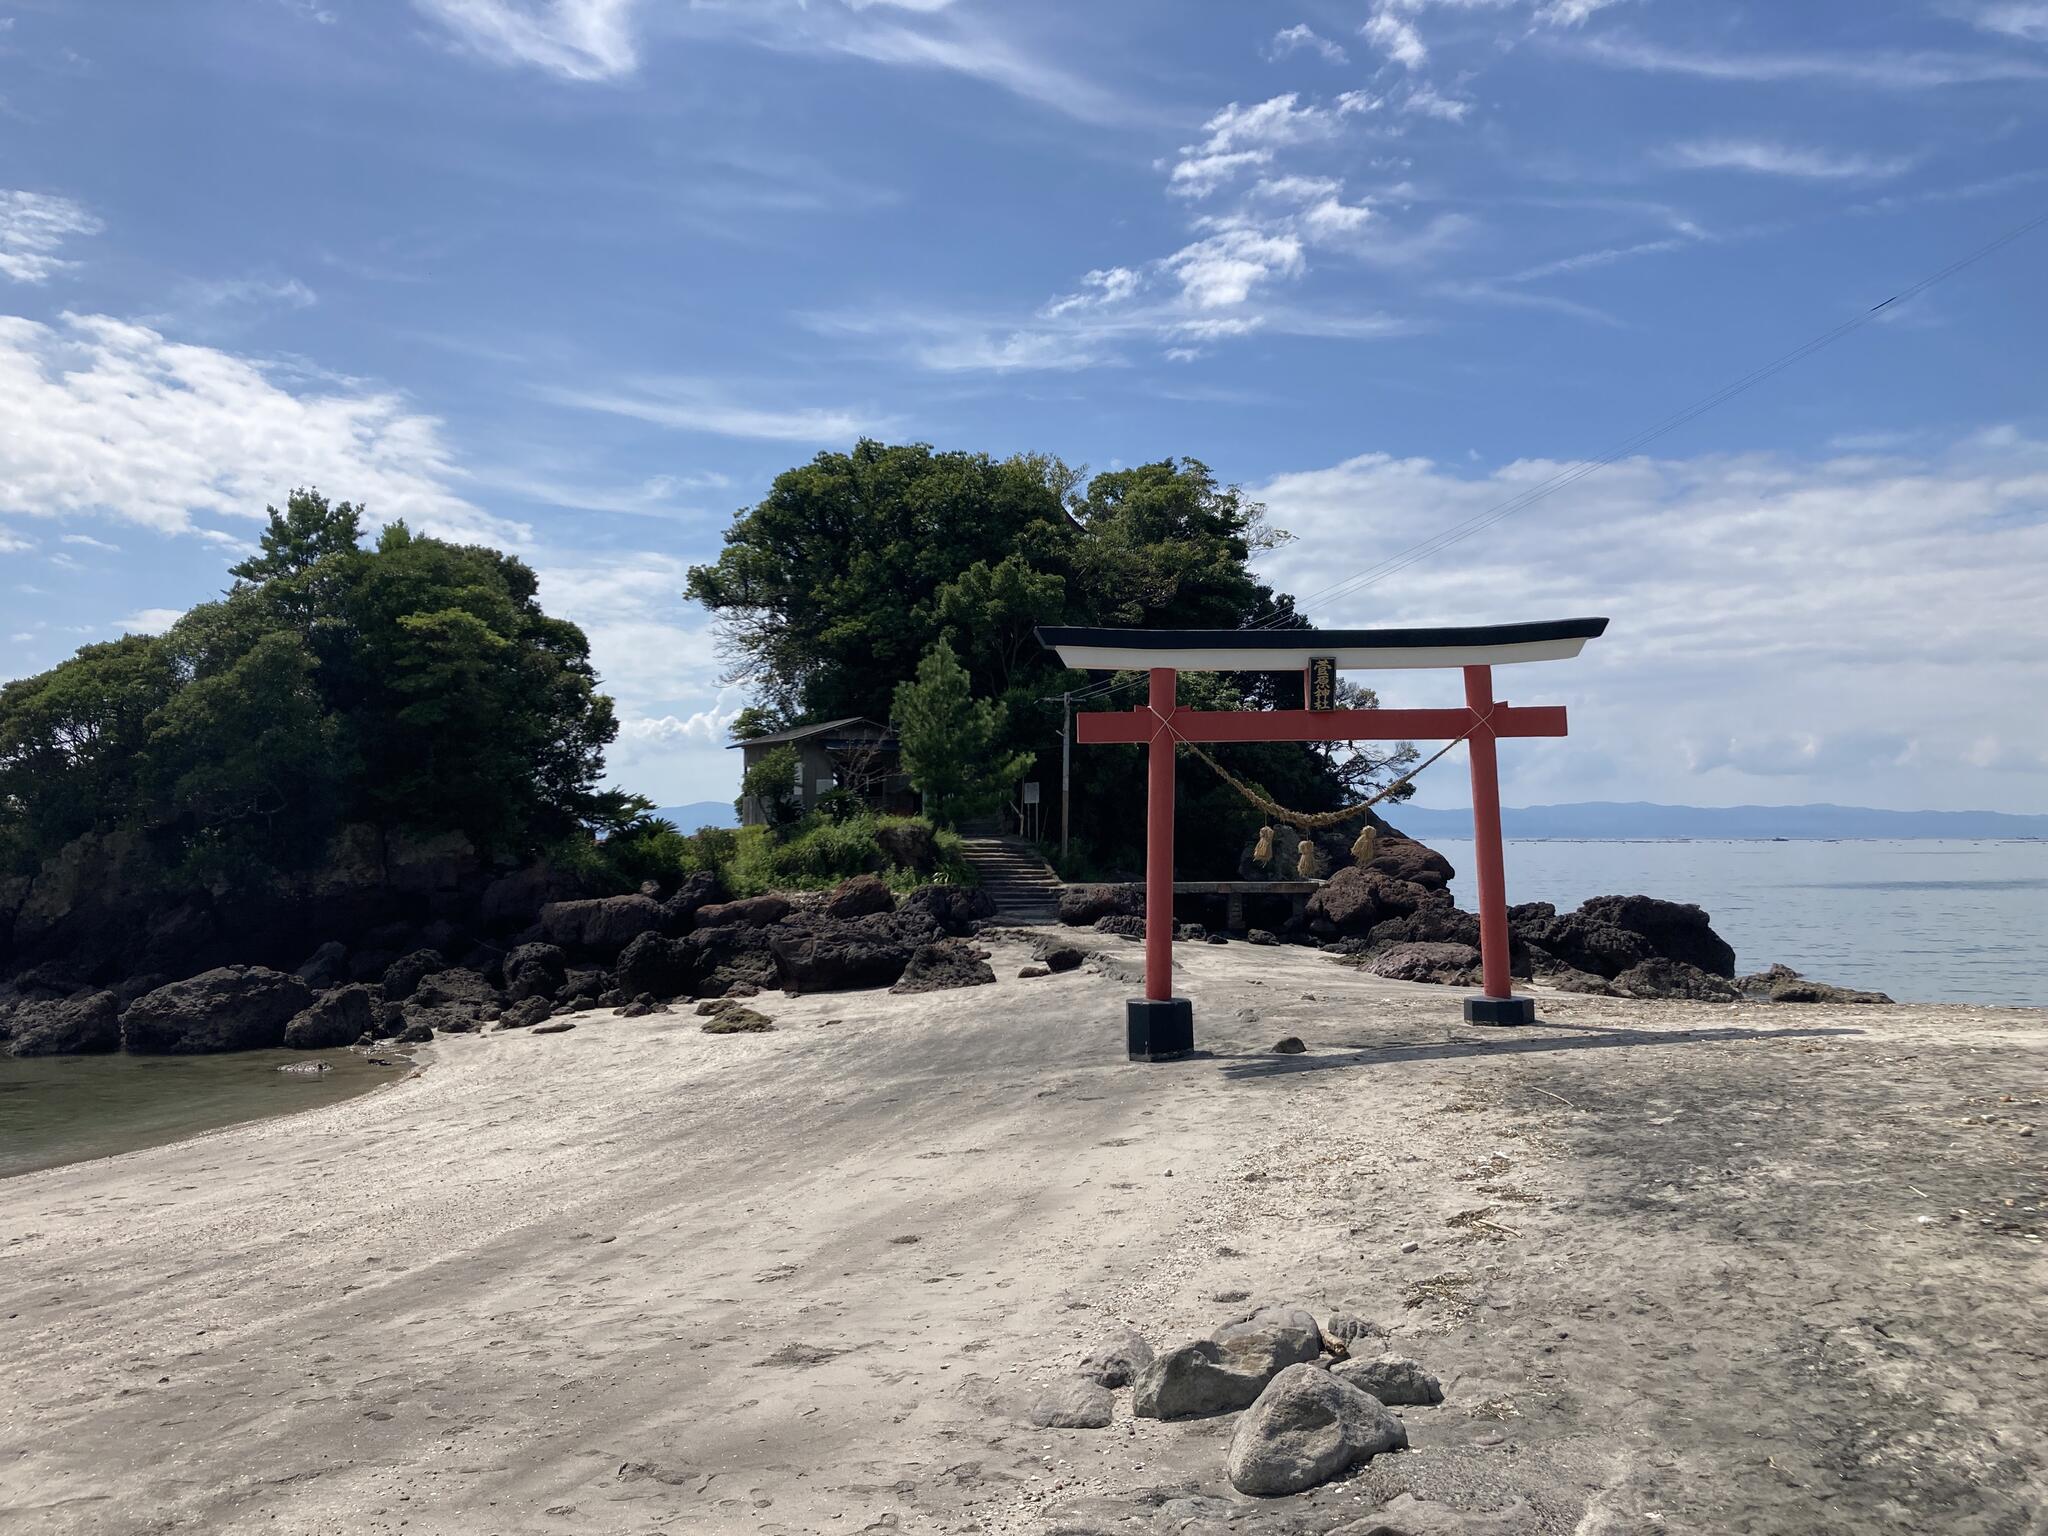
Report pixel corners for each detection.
[1463,994,1538,1027]
[1126,997,1194,1061]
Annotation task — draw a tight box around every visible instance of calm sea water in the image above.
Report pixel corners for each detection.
[1431,838,2046,1007]
[0,1048,407,1180]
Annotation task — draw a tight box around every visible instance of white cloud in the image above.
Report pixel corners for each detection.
[1573,35,2048,87]
[413,0,639,81]
[1664,138,1917,180]
[1400,82,1472,121]
[1269,24,1348,64]
[1252,174,1345,203]
[60,533,119,550]
[118,607,186,635]
[0,191,103,285]
[0,529,33,555]
[0,312,521,544]
[1169,93,1349,198]
[1300,197,1377,240]
[1168,150,1275,199]
[1042,266,1143,317]
[1254,432,2048,808]
[1363,10,1429,69]
[542,379,895,441]
[1969,2,2048,42]
[1535,0,1628,24]
[1164,225,1306,308]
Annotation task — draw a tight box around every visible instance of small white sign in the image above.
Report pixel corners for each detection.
[1022,781,1041,805]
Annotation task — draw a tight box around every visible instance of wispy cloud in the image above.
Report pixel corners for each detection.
[1969,2,2048,43]
[119,607,186,635]
[414,0,639,81]
[1363,10,1430,70]
[1268,24,1348,65]
[1664,138,1918,180]
[1573,33,2048,87]
[0,191,103,284]
[0,312,518,543]
[542,378,894,442]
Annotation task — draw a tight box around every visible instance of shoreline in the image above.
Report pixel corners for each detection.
[4,935,2042,1533]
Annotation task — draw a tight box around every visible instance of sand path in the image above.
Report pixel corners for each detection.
[2,935,2042,1535]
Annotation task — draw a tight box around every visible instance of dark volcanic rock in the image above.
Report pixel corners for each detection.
[1038,943,1084,973]
[1333,1354,1444,1406]
[615,932,695,1001]
[1028,1379,1114,1429]
[1613,957,1741,1002]
[658,870,724,935]
[1741,965,1894,1004]
[414,968,501,1013]
[380,948,447,1002]
[283,984,375,1049]
[1307,867,1442,936]
[1094,915,1145,938]
[1578,894,1736,978]
[823,874,894,920]
[897,884,996,936]
[1516,911,1653,980]
[770,913,919,994]
[1360,834,1455,890]
[685,923,781,997]
[560,967,610,1005]
[539,894,665,956]
[293,940,349,990]
[503,942,568,1003]
[1078,1329,1155,1389]
[890,939,997,994]
[496,996,554,1029]
[1365,941,1481,985]
[123,967,313,1054]
[702,1006,774,1034]
[1059,883,1142,927]
[6,990,120,1056]
[694,894,793,930]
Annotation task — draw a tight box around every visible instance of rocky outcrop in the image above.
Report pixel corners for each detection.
[615,932,693,1001]
[823,874,894,920]
[1577,895,1736,978]
[496,996,554,1029]
[694,895,794,930]
[891,939,996,994]
[1059,884,1143,927]
[1226,1363,1407,1496]
[1078,1329,1155,1389]
[771,916,918,994]
[872,821,938,875]
[1738,964,1893,1004]
[1365,941,1481,985]
[702,1006,773,1034]
[539,895,665,956]
[293,941,349,990]
[282,984,375,1049]
[896,884,995,936]
[1612,958,1741,1002]
[380,948,447,1002]
[1094,915,1145,938]
[6,990,120,1056]
[122,967,313,1054]
[503,942,568,1003]
[659,871,725,935]
[1134,1304,1322,1420]
[684,924,781,997]
[1307,867,1445,937]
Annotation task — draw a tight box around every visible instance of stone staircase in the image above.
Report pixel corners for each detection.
[958,837,1064,925]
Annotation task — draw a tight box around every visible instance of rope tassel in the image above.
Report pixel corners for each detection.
[1350,825,1378,865]
[1296,840,1317,878]
[1253,826,1274,866]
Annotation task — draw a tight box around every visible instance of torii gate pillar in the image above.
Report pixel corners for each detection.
[1128,666,1194,1060]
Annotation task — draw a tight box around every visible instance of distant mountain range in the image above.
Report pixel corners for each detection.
[1384,801,2048,841]
[648,801,740,831]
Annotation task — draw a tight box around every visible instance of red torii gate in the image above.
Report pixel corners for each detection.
[1036,618,1609,1060]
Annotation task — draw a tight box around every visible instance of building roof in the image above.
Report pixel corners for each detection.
[726,716,896,749]
[1034,617,1608,673]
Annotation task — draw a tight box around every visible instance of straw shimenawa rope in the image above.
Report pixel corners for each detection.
[1169,717,1483,833]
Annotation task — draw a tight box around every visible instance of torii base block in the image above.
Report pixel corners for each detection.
[1126,997,1194,1062]
[1463,995,1537,1027]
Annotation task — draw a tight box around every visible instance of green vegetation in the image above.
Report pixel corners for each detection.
[891,639,1033,827]
[0,491,623,889]
[586,812,972,899]
[687,440,1419,875]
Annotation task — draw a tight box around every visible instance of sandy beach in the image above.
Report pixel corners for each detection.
[2,933,2042,1535]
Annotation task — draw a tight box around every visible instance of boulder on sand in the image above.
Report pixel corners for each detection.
[1332,1354,1444,1406]
[1739,964,1893,1004]
[539,894,665,955]
[503,942,568,1003]
[380,948,447,1003]
[1612,957,1740,1002]
[1078,1329,1155,1389]
[693,895,793,930]
[1134,1305,1322,1420]
[1214,1304,1325,1375]
[897,884,996,936]
[1028,1379,1115,1429]
[615,932,696,1002]
[283,984,376,1049]
[293,940,349,990]
[1577,894,1736,978]
[6,990,120,1057]
[496,996,554,1029]
[770,917,917,994]
[123,966,313,1053]
[1365,941,1481,985]
[890,938,996,994]
[659,870,725,935]
[1058,883,1143,927]
[1226,1363,1407,1497]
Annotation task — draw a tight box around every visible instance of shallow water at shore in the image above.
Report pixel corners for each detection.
[1432,836,2045,1006]
[0,1049,408,1179]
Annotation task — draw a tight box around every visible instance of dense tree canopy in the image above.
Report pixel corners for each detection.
[688,440,1416,875]
[0,490,621,884]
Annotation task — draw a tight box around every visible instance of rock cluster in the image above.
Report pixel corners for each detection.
[1028,1301,1442,1501]
[0,868,1003,1056]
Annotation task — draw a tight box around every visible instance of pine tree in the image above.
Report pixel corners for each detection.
[891,639,1033,827]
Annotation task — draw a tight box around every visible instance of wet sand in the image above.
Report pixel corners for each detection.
[1,935,2041,1534]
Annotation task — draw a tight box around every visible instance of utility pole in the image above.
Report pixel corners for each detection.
[1060,690,1072,862]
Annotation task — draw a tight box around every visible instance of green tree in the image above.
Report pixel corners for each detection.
[892,639,1033,827]
[737,744,804,830]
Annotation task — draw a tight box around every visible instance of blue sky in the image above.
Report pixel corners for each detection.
[3,0,2046,814]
